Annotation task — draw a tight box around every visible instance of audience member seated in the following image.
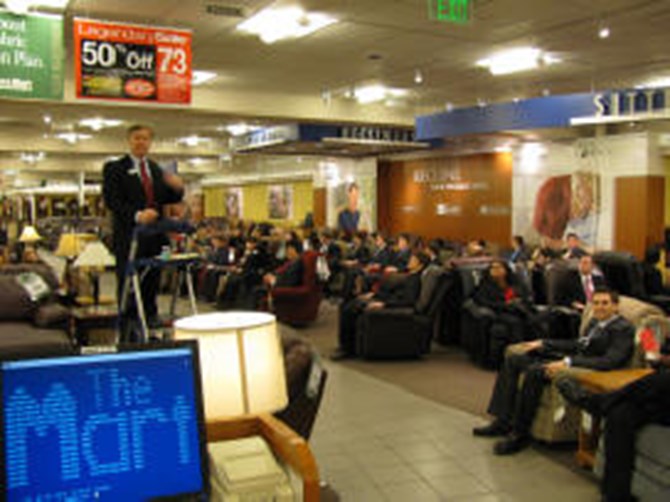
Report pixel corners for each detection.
[465,258,536,367]
[558,338,670,502]
[509,235,530,264]
[559,254,606,312]
[563,232,589,259]
[217,237,272,310]
[472,288,634,455]
[262,239,304,300]
[330,251,429,360]
[199,234,234,302]
[385,233,412,273]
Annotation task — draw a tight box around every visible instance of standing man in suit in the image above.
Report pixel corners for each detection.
[103,124,185,338]
[473,288,635,455]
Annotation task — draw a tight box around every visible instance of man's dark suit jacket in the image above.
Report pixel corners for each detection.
[373,271,422,308]
[103,155,183,262]
[541,315,635,370]
[370,246,393,268]
[274,258,304,288]
[559,272,606,307]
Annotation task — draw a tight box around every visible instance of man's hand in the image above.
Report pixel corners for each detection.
[263,273,276,287]
[163,172,185,192]
[358,291,374,301]
[366,301,385,310]
[517,339,543,354]
[571,301,585,311]
[137,208,159,225]
[544,360,568,378]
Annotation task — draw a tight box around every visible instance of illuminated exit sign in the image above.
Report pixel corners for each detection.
[429,0,470,24]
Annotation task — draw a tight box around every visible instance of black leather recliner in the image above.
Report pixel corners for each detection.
[354,267,451,359]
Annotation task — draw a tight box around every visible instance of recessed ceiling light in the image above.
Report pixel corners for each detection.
[177,135,209,147]
[224,124,259,136]
[542,88,551,96]
[477,47,560,76]
[353,85,408,104]
[445,102,454,112]
[414,69,423,85]
[55,132,92,144]
[636,77,670,89]
[237,5,337,44]
[598,26,610,39]
[79,117,122,131]
[192,71,217,86]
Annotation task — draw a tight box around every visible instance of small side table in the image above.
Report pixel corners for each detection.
[574,368,654,468]
[69,305,118,346]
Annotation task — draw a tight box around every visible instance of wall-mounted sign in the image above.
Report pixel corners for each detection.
[231,125,299,152]
[428,0,470,24]
[74,18,192,104]
[338,126,415,143]
[0,11,64,100]
[571,87,670,125]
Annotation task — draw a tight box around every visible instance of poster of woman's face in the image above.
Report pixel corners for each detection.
[268,185,292,220]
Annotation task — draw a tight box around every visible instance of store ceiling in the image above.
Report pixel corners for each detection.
[1,0,670,171]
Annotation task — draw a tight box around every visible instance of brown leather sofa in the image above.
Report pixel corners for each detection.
[0,263,72,357]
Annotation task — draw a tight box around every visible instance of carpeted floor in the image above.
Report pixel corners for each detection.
[294,301,497,418]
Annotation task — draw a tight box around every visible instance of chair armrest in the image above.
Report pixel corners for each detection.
[462,300,496,320]
[272,285,311,298]
[207,414,320,502]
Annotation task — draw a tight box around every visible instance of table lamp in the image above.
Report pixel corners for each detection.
[55,233,95,299]
[18,225,42,244]
[173,311,288,421]
[74,241,116,307]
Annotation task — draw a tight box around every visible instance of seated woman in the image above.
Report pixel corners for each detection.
[471,258,537,367]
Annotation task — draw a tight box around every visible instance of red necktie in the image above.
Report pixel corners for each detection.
[140,159,154,208]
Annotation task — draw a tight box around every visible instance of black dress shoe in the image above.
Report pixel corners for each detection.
[330,349,354,361]
[472,420,511,437]
[493,433,531,455]
[556,378,603,416]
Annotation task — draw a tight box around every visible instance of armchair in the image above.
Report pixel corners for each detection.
[271,250,323,325]
[355,267,451,359]
[524,296,667,443]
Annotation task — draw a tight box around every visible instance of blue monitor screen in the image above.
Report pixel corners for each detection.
[1,346,208,501]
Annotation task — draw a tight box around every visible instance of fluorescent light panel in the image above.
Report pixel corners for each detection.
[79,117,122,131]
[477,47,560,76]
[192,71,216,85]
[353,85,408,104]
[636,77,670,89]
[237,6,337,44]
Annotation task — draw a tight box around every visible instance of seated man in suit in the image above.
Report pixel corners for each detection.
[473,287,635,455]
[563,232,589,259]
[331,251,430,360]
[558,338,670,502]
[264,239,304,289]
[560,254,606,311]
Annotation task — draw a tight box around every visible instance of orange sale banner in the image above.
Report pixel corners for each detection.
[74,19,192,104]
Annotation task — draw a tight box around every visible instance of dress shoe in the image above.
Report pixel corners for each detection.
[493,433,531,455]
[556,378,603,416]
[330,349,354,361]
[472,420,511,437]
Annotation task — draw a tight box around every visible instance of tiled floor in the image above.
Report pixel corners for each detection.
[311,360,600,501]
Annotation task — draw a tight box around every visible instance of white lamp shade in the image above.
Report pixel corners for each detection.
[74,241,116,268]
[18,226,41,243]
[173,312,288,420]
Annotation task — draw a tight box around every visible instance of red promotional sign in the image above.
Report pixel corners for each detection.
[74,18,192,104]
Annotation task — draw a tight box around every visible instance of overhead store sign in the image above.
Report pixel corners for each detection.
[0,11,64,100]
[74,18,192,104]
[231,124,429,156]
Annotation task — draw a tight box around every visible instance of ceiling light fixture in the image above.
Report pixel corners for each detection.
[177,135,209,147]
[477,47,560,76]
[192,71,217,86]
[237,5,337,44]
[79,117,122,131]
[352,84,408,104]
[43,114,52,124]
[414,69,423,85]
[636,77,670,89]
[598,26,610,39]
[55,132,92,144]
[20,152,45,164]
[224,124,259,136]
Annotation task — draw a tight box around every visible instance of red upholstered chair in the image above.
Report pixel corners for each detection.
[271,250,323,325]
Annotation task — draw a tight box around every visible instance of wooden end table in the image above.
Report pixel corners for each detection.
[574,368,654,468]
[69,305,119,346]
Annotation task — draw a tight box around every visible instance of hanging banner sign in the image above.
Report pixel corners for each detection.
[0,11,64,100]
[74,18,192,104]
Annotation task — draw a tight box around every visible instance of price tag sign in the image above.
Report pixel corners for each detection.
[74,18,192,104]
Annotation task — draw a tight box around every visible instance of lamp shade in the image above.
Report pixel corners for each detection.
[55,233,95,258]
[74,241,116,268]
[173,312,288,421]
[18,226,41,243]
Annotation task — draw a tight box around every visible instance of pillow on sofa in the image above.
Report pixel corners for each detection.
[34,303,70,328]
[0,275,35,321]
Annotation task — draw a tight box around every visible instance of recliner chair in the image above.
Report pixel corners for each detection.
[271,250,323,325]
